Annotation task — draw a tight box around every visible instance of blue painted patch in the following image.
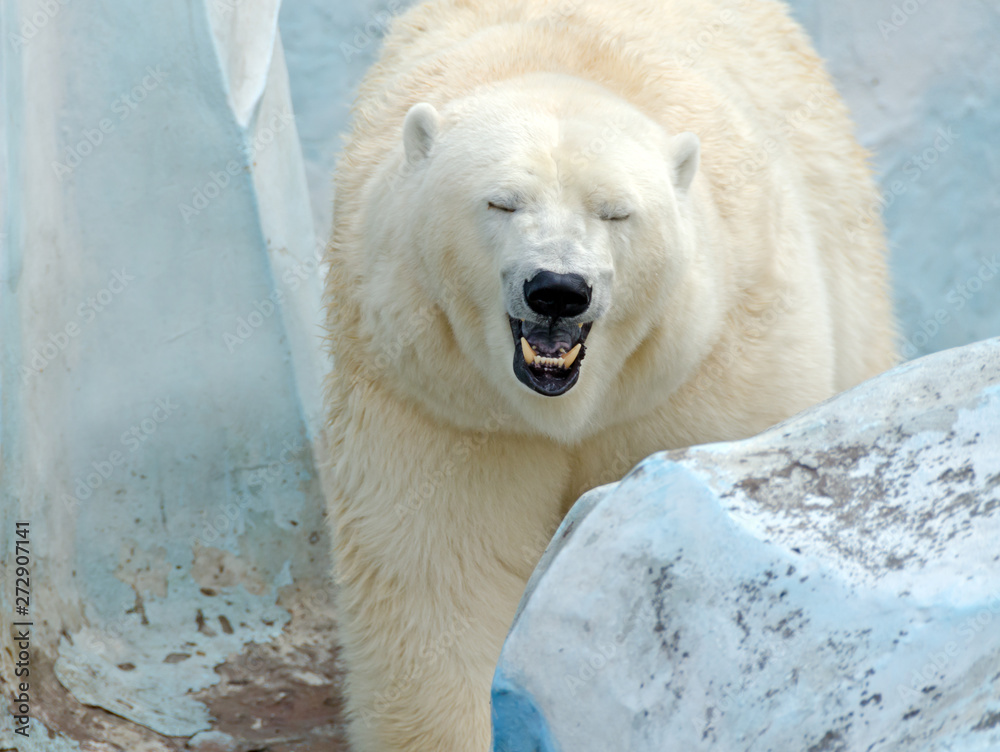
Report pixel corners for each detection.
[491,669,560,752]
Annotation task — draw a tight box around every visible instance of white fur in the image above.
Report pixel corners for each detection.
[324,1,897,750]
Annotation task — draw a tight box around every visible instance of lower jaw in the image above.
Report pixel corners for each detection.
[513,360,580,396]
[511,345,584,396]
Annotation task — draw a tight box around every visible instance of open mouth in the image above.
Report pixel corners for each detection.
[508,316,592,396]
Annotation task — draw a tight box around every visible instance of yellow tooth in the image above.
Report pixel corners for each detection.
[563,343,582,368]
[520,337,536,365]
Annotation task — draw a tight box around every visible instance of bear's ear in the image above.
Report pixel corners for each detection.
[403,103,441,163]
[670,132,700,196]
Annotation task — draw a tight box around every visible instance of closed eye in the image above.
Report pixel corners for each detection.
[488,201,517,213]
[596,201,632,221]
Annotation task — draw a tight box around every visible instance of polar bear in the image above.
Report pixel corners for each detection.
[323,0,896,750]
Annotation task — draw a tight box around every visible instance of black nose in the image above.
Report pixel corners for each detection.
[523,271,592,318]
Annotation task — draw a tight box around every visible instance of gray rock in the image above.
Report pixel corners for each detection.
[493,338,1000,752]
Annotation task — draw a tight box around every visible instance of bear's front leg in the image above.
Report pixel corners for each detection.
[330,385,569,752]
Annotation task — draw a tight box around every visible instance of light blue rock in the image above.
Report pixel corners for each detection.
[494,338,1000,752]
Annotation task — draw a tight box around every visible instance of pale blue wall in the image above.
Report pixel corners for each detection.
[279,0,1000,358]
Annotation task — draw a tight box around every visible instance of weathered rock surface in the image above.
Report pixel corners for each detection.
[493,338,1000,752]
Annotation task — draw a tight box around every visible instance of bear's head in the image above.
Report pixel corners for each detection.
[361,74,725,441]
